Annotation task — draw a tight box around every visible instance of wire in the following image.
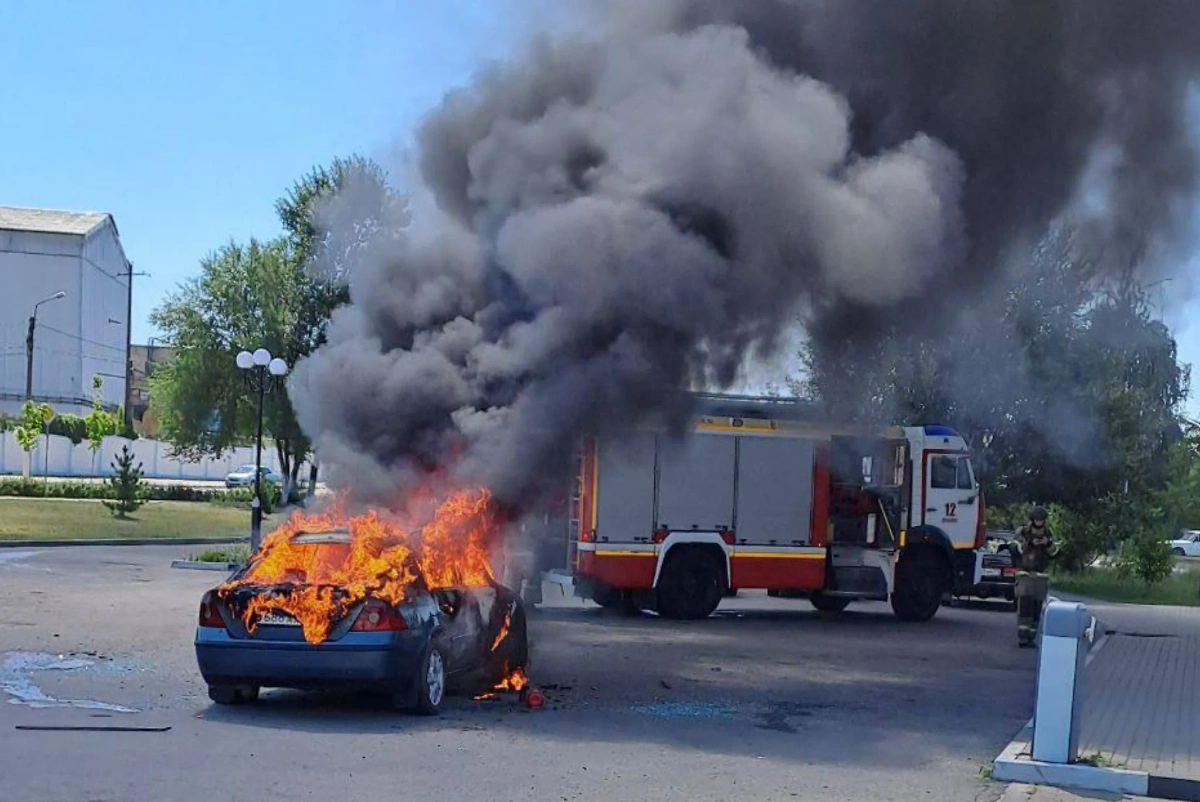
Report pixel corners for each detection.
[37,324,126,353]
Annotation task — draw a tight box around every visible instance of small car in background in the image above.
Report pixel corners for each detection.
[946,531,1017,609]
[1167,530,1200,557]
[224,465,281,488]
[194,529,529,714]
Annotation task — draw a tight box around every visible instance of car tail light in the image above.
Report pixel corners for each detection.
[199,592,225,628]
[351,600,407,632]
[719,531,736,546]
[1003,567,1016,578]
[651,528,668,544]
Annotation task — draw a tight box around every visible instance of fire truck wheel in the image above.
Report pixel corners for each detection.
[590,583,620,609]
[808,592,851,613]
[891,548,946,622]
[656,548,725,620]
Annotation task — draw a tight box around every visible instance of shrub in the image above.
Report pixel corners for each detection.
[0,477,257,504]
[48,414,88,445]
[102,445,145,518]
[1130,533,1175,585]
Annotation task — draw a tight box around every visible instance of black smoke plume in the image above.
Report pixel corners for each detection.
[290,0,1200,503]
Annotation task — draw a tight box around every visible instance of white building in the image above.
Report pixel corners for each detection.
[0,206,131,418]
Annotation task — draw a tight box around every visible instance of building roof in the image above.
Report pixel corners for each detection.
[0,205,110,236]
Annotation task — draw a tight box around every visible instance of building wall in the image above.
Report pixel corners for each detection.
[0,223,129,418]
[80,220,130,411]
[0,230,86,416]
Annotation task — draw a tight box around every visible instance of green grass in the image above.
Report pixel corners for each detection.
[0,498,259,542]
[190,544,251,563]
[1052,563,1200,607]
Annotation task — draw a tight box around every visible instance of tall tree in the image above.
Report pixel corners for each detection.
[800,227,1188,515]
[151,238,315,494]
[150,156,407,499]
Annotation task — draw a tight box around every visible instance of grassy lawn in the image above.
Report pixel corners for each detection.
[0,498,257,542]
[1052,563,1200,607]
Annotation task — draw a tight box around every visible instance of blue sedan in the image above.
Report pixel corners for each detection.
[195,557,528,715]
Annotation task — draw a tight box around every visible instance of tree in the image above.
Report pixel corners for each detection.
[85,376,118,475]
[150,155,407,501]
[14,401,53,480]
[102,444,144,518]
[800,226,1189,565]
[275,156,408,498]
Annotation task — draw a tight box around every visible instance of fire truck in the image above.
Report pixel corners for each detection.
[561,394,985,621]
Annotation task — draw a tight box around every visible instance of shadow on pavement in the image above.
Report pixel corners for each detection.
[195,602,1037,770]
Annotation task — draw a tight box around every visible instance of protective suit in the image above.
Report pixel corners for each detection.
[1014,507,1056,647]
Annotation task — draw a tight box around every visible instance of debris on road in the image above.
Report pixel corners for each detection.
[15,725,171,732]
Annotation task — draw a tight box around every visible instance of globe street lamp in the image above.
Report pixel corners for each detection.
[236,347,289,551]
[25,291,67,401]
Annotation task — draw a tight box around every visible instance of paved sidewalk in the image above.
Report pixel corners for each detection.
[1077,601,1200,796]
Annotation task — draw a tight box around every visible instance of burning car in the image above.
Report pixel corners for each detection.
[194,491,529,714]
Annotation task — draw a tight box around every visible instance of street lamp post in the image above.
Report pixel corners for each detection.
[25,291,67,401]
[236,348,289,552]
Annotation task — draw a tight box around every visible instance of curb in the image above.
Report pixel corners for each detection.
[0,537,245,549]
[170,560,241,572]
[992,721,1200,801]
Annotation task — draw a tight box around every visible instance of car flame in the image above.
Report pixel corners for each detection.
[218,485,501,644]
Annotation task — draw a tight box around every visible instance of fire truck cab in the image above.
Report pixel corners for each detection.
[566,395,983,621]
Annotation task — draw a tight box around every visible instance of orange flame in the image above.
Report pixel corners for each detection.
[496,667,529,693]
[218,486,501,644]
[490,607,513,653]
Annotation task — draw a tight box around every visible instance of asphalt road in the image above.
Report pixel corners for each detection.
[0,545,1037,802]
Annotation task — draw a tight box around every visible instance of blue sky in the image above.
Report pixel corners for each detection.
[3,1,1199,411]
[0,0,550,341]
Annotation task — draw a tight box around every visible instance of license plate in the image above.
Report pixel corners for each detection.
[258,612,300,627]
[981,568,1001,578]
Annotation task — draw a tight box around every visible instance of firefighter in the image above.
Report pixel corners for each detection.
[1014,506,1057,647]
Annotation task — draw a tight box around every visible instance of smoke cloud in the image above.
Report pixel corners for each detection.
[290,0,1200,504]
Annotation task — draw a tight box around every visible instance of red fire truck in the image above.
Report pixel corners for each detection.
[563,395,985,621]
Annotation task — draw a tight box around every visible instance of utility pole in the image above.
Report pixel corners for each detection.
[120,263,148,432]
[25,291,67,402]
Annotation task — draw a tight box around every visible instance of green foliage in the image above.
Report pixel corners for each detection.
[1052,564,1200,606]
[802,229,1187,514]
[150,155,406,496]
[48,414,87,445]
[191,544,251,564]
[1130,533,1175,585]
[14,402,52,452]
[0,477,254,504]
[84,376,118,454]
[101,445,145,518]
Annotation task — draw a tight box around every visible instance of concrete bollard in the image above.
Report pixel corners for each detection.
[1031,600,1097,764]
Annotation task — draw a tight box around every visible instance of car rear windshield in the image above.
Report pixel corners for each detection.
[241,530,358,585]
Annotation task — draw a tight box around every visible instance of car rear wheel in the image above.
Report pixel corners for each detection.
[208,684,259,705]
[410,645,446,716]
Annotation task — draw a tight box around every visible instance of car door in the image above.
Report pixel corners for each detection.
[434,589,484,674]
[922,452,978,547]
[1190,533,1200,558]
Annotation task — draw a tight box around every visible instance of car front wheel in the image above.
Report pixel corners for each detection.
[1174,548,1186,557]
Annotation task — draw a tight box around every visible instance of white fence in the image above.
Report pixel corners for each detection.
[0,430,305,482]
